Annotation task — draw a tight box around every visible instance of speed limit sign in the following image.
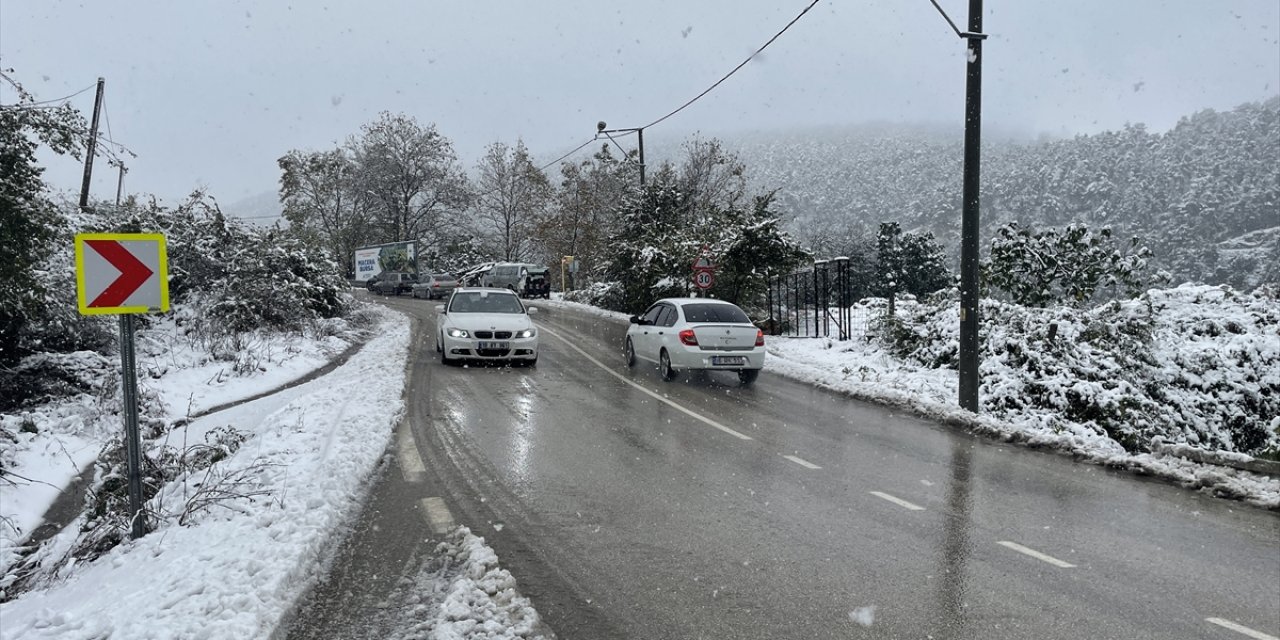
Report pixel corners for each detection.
[693,270,714,289]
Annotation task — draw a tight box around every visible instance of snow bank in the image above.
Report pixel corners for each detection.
[0,308,409,639]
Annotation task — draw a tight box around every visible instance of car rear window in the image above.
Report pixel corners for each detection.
[432,274,456,281]
[680,303,751,324]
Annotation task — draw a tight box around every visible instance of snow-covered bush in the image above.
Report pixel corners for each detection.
[884,284,1279,455]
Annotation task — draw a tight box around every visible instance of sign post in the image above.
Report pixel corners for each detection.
[76,233,169,540]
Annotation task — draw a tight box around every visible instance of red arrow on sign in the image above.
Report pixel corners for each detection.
[85,240,154,308]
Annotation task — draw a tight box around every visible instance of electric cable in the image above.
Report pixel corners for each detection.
[641,0,821,131]
[0,81,97,109]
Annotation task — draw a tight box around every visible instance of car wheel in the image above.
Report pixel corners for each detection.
[436,331,443,353]
[738,369,760,385]
[659,349,678,381]
[624,338,636,368]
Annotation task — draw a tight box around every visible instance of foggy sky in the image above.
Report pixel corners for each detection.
[2,0,1277,207]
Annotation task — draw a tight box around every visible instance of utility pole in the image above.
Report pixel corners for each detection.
[596,121,646,186]
[78,77,105,211]
[958,0,984,413]
[114,162,128,206]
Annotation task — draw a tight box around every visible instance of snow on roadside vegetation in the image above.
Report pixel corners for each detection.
[0,306,407,637]
[2,305,549,639]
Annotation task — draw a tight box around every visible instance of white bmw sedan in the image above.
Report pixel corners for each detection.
[625,298,765,384]
[435,288,539,366]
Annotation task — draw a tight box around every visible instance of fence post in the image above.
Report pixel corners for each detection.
[835,256,850,340]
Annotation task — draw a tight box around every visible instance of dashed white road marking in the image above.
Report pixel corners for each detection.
[783,454,822,469]
[539,325,753,441]
[419,497,455,535]
[1206,618,1280,640]
[869,491,925,511]
[996,541,1076,568]
[397,422,426,483]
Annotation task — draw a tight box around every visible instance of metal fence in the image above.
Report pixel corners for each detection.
[764,257,874,341]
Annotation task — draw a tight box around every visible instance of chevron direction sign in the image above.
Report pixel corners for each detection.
[75,233,169,315]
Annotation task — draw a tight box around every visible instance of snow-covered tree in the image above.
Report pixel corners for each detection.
[536,144,633,289]
[983,222,1160,307]
[0,71,88,366]
[595,138,806,314]
[472,139,551,262]
[278,149,376,277]
[347,112,471,250]
[873,222,951,315]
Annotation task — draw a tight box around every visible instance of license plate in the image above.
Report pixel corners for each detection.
[477,341,509,350]
[711,356,745,366]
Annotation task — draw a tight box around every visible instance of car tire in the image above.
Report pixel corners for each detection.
[659,349,678,381]
[738,369,760,385]
[624,338,636,368]
[436,331,443,353]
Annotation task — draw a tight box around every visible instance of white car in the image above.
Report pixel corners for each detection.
[625,298,765,384]
[435,288,539,365]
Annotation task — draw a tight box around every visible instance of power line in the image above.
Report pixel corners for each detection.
[0,81,98,109]
[103,93,115,147]
[641,0,821,130]
[538,137,597,173]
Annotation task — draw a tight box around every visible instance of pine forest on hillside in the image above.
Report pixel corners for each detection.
[729,97,1279,291]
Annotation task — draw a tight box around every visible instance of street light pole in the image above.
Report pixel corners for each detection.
[596,121,645,186]
[929,0,986,413]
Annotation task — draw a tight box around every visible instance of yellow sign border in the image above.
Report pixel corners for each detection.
[75,233,170,315]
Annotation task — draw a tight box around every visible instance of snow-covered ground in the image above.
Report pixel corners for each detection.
[0,306,542,639]
[1,288,1276,639]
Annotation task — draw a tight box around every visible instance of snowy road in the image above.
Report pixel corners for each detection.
[296,294,1280,640]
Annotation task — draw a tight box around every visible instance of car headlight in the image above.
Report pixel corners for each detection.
[514,328,536,339]
[446,328,469,338]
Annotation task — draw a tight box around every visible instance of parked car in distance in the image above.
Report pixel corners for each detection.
[370,271,416,296]
[435,288,539,366]
[412,273,459,299]
[521,267,551,299]
[625,298,765,384]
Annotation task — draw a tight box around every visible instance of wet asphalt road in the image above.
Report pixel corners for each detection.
[288,293,1280,640]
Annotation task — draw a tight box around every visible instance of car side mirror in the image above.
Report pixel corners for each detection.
[527,307,538,314]
[435,305,445,314]
[630,315,643,325]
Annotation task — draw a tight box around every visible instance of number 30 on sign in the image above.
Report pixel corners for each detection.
[693,270,714,290]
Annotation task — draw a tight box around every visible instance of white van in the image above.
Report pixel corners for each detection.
[482,263,533,291]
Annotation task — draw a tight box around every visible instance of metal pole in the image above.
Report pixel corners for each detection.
[637,128,646,186]
[79,77,105,211]
[115,163,127,206]
[958,0,984,413]
[119,314,146,539]
[812,267,819,337]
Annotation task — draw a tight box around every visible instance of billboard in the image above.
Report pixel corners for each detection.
[354,242,416,282]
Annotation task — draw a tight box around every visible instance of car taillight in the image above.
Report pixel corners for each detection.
[755,329,765,346]
[679,329,699,346]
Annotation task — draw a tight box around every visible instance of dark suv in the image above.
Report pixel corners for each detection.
[370,272,417,296]
[521,267,551,299]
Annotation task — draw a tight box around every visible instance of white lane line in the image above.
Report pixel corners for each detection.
[419,497,455,535]
[539,325,753,441]
[996,541,1076,568]
[397,422,426,483]
[869,491,925,511]
[783,454,822,470]
[1206,618,1280,640]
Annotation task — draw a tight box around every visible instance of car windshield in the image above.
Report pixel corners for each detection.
[448,291,524,314]
[680,303,751,324]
